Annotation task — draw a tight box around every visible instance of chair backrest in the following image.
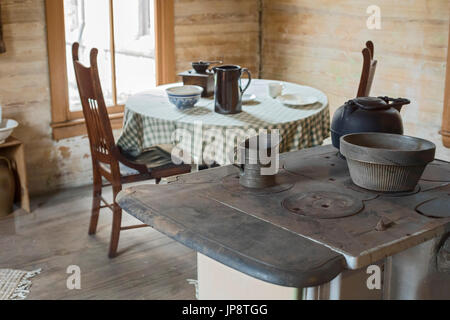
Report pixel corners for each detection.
[72,42,116,165]
[357,41,377,97]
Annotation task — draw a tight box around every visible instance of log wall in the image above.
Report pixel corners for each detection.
[174,0,261,77]
[261,0,450,160]
[0,0,448,194]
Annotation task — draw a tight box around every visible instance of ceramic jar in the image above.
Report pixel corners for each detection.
[0,156,15,217]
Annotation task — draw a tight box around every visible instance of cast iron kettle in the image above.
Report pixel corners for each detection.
[331,96,410,149]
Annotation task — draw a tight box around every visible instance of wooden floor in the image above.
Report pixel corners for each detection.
[0,184,197,300]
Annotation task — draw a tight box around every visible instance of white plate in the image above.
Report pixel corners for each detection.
[277,94,318,106]
[242,93,257,103]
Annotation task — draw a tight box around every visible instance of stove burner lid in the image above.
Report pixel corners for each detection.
[416,196,450,218]
[282,191,363,219]
[420,162,450,182]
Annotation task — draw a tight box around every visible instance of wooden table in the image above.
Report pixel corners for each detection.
[117,79,330,165]
[117,145,450,299]
[0,137,30,213]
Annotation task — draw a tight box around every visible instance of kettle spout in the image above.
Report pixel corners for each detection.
[392,98,410,112]
[380,97,410,112]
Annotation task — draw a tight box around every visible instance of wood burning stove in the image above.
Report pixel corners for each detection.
[118,145,450,299]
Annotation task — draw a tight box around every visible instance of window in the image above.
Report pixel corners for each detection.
[46,0,175,140]
[138,0,152,37]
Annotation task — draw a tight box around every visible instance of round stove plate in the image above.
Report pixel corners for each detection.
[420,163,450,182]
[282,191,363,219]
[416,196,450,219]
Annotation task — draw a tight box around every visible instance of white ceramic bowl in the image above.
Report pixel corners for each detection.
[166,85,203,110]
[0,119,19,144]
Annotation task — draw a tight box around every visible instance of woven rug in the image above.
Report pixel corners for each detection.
[0,268,41,300]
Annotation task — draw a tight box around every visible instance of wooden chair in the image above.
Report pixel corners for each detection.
[72,42,191,258]
[357,41,377,97]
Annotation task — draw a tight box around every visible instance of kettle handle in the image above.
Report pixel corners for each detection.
[240,68,252,94]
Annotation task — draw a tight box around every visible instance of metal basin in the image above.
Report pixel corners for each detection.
[340,133,436,192]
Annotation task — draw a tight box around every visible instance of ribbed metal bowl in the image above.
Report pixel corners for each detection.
[340,133,436,192]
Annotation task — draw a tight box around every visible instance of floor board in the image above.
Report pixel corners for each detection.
[0,184,197,300]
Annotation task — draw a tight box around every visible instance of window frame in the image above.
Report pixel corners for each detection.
[45,0,176,140]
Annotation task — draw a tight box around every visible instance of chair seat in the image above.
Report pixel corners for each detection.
[120,145,188,177]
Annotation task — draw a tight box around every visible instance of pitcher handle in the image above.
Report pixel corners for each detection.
[240,68,252,94]
[233,163,245,175]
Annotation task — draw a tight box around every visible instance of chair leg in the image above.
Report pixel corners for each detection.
[88,169,102,235]
[108,185,123,258]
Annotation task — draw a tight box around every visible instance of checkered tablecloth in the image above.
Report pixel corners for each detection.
[117,79,330,165]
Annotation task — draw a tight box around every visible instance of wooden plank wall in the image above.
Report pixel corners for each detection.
[0,0,448,194]
[0,0,261,195]
[0,0,96,195]
[442,22,450,148]
[174,0,261,77]
[262,0,450,160]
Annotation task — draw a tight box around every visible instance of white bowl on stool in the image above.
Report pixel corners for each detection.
[0,119,19,144]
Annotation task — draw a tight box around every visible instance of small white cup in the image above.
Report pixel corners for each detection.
[268,83,283,98]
